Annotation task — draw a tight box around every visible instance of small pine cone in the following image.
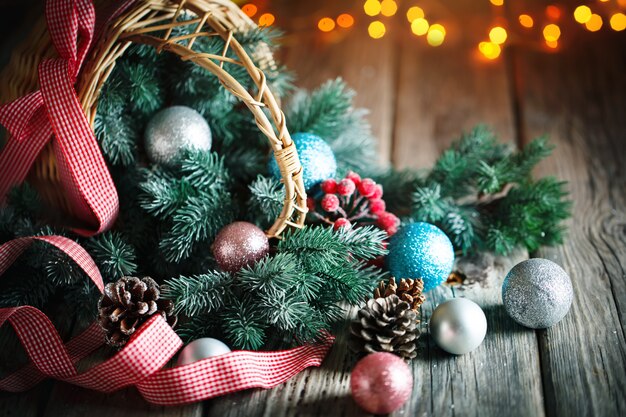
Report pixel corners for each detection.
[374,277,426,311]
[349,295,420,360]
[98,276,177,349]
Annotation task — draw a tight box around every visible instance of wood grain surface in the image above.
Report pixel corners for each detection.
[1,0,625,416]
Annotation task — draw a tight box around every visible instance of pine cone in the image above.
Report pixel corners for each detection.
[349,295,420,360]
[374,277,426,311]
[98,276,177,348]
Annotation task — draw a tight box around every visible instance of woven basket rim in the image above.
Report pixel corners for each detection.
[0,0,307,238]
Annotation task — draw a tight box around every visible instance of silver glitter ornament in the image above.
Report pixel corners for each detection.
[144,105,212,165]
[212,222,270,272]
[429,298,487,355]
[176,338,231,366]
[502,258,573,329]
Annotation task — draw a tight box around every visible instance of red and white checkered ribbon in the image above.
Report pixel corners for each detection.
[0,0,118,236]
[0,236,334,404]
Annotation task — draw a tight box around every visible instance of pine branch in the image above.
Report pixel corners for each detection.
[84,232,137,282]
[162,270,232,316]
[247,175,284,228]
[221,297,267,350]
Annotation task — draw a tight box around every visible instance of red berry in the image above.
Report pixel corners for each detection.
[337,178,356,196]
[371,184,383,199]
[321,194,340,212]
[321,179,338,194]
[346,171,362,186]
[377,211,400,231]
[306,197,316,211]
[358,178,377,197]
[333,218,352,230]
[369,198,386,214]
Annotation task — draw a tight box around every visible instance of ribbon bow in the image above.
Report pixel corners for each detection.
[0,0,118,236]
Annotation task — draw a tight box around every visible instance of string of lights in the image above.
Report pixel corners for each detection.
[238,0,625,60]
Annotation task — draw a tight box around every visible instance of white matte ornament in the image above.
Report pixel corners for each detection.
[176,338,231,366]
[144,105,212,165]
[429,298,487,355]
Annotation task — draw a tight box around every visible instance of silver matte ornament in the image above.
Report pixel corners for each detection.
[429,298,487,355]
[144,105,212,165]
[502,258,573,329]
[176,338,231,366]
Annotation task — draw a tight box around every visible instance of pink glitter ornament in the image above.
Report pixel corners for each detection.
[350,352,413,414]
[212,222,269,272]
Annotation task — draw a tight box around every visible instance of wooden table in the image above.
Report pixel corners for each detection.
[1,1,625,416]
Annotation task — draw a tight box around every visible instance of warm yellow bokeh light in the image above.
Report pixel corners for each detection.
[545,39,558,49]
[490,0,504,6]
[519,14,534,28]
[380,0,398,17]
[318,17,335,32]
[489,26,508,44]
[406,6,424,23]
[241,4,257,18]
[368,21,386,39]
[364,0,381,17]
[427,24,446,46]
[258,13,275,26]
[585,14,603,32]
[543,24,561,41]
[336,13,355,28]
[478,42,501,59]
[411,18,429,36]
[573,5,591,24]
[609,13,626,31]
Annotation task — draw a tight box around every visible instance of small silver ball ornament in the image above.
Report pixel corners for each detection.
[176,338,231,366]
[430,298,487,355]
[502,258,573,329]
[144,105,212,165]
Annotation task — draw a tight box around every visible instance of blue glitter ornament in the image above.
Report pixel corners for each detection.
[268,132,336,191]
[387,222,455,292]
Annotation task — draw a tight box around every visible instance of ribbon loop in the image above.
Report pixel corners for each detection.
[0,0,118,235]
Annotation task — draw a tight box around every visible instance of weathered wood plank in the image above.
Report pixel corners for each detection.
[514,37,626,417]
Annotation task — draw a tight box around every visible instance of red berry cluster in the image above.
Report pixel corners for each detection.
[308,171,401,236]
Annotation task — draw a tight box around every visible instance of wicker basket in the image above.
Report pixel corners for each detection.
[0,0,306,238]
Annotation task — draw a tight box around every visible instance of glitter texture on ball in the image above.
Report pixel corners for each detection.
[502,258,573,329]
[212,222,270,272]
[268,132,336,190]
[387,222,455,292]
[429,298,487,355]
[176,338,231,366]
[144,105,212,165]
[350,352,413,414]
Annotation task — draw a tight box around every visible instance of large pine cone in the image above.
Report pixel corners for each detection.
[349,295,420,360]
[374,277,425,311]
[98,276,177,348]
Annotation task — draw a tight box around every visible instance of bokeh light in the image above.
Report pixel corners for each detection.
[490,0,504,6]
[241,4,257,18]
[364,0,381,17]
[545,39,558,49]
[427,24,446,46]
[609,13,626,31]
[543,24,561,41]
[573,5,592,24]
[411,18,429,36]
[406,6,424,23]
[258,13,275,26]
[489,26,508,44]
[585,14,603,32]
[336,13,355,29]
[478,42,501,59]
[380,0,398,17]
[546,5,561,20]
[368,21,386,39]
[318,17,335,32]
[519,14,534,28]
